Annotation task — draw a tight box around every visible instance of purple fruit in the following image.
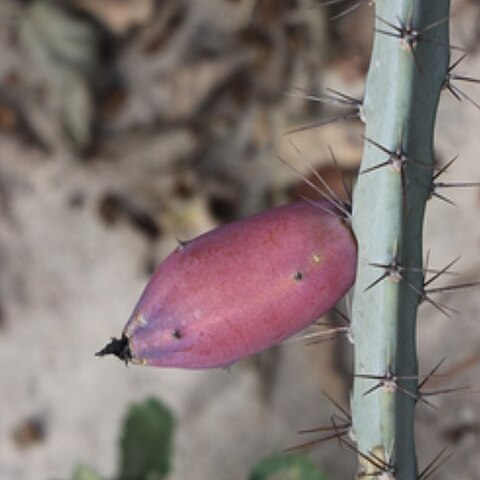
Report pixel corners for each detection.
[97,201,356,369]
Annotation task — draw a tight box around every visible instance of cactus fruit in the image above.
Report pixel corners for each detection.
[97,201,356,369]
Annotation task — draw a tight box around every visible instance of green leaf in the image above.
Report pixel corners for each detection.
[119,398,175,480]
[249,453,327,480]
[71,464,102,480]
[19,0,99,152]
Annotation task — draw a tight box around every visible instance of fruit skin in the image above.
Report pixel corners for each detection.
[101,201,356,369]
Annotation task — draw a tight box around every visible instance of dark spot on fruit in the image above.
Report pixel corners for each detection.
[172,329,182,339]
[294,271,303,281]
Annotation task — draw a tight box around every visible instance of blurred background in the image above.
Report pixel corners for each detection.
[1,0,480,479]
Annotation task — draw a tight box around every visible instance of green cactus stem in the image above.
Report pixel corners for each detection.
[350,1,450,478]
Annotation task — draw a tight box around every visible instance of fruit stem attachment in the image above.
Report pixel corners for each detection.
[96,334,132,364]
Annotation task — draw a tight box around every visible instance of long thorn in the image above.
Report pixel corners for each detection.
[289,140,347,214]
[330,1,363,20]
[364,272,389,292]
[426,280,480,295]
[286,112,360,135]
[436,181,480,188]
[284,428,348,453]
[302,326,350,344]
[424,256,461,288]
[276,153,348,219]
[359,159,393,175]
[337,437,391,472]
[321,389,352,421]
[328,145,353,205]
[418,358,447,390]
[433,155,458,180]
[450,83,480,110]
[431,190,457,206]
[418,445,451,480]
[420,385,473,397]
[332,306,351,325]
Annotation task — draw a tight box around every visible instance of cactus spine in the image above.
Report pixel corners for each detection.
[351,1,450,478]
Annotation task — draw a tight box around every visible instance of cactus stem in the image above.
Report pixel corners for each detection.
[351,1,450,476]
